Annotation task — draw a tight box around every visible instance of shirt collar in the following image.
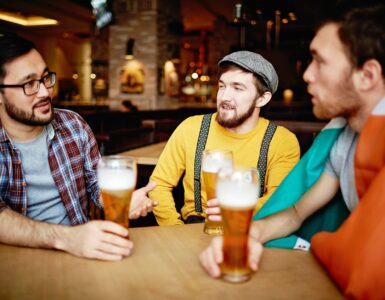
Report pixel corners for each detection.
[46,123,55,140]
[0,125,8,143]
[372,96,385,115]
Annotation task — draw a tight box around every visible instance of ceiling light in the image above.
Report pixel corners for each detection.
[0,11,58,26]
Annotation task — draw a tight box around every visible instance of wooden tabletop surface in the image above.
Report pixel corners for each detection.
[0,224,343,300]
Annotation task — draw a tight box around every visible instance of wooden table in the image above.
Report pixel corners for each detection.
[0,224,342,299]
[119,141,167,165]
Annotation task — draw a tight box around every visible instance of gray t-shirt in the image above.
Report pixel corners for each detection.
[13,128,70,225]
[324,125,359,211]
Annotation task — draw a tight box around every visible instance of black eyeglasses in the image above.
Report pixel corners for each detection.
[0,72,56,96]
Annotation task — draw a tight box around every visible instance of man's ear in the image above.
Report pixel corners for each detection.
[256,91,272,108]
[353,59,383,91]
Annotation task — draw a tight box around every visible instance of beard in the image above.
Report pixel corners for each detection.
[216,98,257,128]
[312,76,360,121]
[3,96,54,126]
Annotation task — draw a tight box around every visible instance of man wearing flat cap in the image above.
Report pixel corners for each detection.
[149,51,300,226]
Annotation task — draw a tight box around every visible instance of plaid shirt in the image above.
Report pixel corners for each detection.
[0,109,101,225]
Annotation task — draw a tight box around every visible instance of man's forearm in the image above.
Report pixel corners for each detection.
[0,208,65,249]
[252,207,302,244]
[149,188,183,226]
[253,173,340,244]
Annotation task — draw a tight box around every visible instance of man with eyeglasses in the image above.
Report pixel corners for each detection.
[0,33,157,261]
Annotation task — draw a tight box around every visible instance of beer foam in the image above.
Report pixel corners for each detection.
[202,155,232,173]
[216,180,259,208]
[98,168,136,190]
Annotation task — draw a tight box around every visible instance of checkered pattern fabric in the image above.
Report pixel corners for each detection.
[0,109,101,225]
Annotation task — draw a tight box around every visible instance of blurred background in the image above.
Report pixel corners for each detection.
[0,0,334,108]
[1,0,333,156]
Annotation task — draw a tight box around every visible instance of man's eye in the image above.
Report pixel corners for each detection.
[23,81,35,88]
[312,56,323,65]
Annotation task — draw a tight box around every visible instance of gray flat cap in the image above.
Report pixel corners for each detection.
[218,51,279,94]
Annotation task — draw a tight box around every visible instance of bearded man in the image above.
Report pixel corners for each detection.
[0,33,157,260]
[149,51,300,225]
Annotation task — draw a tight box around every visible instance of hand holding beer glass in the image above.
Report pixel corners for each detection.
[201,149,233,235]
[216,167,260,283]
[97,156,137,235]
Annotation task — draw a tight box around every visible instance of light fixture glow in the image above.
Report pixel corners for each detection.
[0,12,58,26]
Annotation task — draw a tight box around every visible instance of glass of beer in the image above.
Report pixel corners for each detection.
[201,149,233,235]
[216,167,260,283]
[97,156,137,234]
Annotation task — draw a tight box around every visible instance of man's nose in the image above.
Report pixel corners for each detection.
[36,81,50,97]
[303,61,315,83]
[220,87,234,100]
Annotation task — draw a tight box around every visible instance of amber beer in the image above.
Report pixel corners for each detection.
[217,167,259,283]
[201,150,233,235]
[97,156,137,233]
[100,186,135,228]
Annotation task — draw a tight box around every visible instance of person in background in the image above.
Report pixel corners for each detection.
[120,99,138,112]
[200,2,385,298]
[149,50,300,225]
[0,33,157,261]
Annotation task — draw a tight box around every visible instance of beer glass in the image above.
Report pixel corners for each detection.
[216,167,260,283]
[201,149,233,235]
[97,156,137,234]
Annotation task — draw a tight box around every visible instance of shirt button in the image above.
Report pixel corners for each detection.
[22,182,27,187]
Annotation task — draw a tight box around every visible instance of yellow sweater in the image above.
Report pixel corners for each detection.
[149,113,300,225]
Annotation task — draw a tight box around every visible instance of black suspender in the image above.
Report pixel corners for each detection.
[257,122,277,197]
[193,114,212,213]
[193,114,277,211]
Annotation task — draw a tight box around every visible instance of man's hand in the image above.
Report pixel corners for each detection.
[205,198,222,222]
[129,181,158,219]
[56,220,132,261]
[199,222,264,278]
[199,236,223,278]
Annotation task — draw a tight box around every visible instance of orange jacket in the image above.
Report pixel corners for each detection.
[312,104,385,299]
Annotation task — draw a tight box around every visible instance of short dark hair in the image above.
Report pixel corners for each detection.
[339,4,385,77]
[0,33,35,82]
[319,1,385,77]
[217,62,270,96]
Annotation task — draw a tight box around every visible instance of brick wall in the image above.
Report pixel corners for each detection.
[108,0,181,109]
